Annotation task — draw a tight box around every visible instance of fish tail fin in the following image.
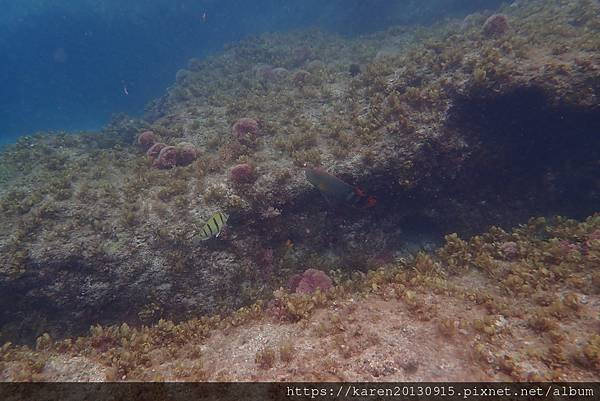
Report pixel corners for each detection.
[364,195,377,208]
[353,187,377,208]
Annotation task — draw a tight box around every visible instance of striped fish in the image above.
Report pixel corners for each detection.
[197,211,229,240]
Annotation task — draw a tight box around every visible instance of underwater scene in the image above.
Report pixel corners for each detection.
[0,0,599,383]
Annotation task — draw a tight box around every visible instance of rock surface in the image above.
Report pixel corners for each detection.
[0,0,599,345]
[2,214,599,381]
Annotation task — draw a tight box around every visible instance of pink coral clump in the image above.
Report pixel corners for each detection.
[292,70,311,88]
[256,248,275,281]
[232,118,260,144]
[583,229,600,255]
[147,142,199,168]
[137,131,158,151]
[255,64,289,82]
[586,230,600,245]
[229,163,256,185]
[483,14,510,37]
[558,240,580,255]
[266,299,289,322]
[175,143,199,166]
[292,46,313,66]
[290,269,332,294]
[260,248,274,266]
[153,146,178,169]
[272,67,289,81]
[255,64,275,81]
[287,274,303,292]
[499,241,519,259]
[146,142,167,162]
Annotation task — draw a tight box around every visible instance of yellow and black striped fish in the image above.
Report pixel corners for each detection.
[197,211,229,240]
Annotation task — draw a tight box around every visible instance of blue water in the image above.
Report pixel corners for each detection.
[0,0,504,145]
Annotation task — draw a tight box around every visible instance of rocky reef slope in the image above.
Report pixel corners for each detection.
[1,216,599,381]
[0,0,599,345]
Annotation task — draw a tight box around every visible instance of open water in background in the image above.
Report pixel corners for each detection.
[0,0,505,144]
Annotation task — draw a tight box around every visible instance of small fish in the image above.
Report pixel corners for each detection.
[201,12,207,22]
[197,211,229,240]
[122,81,129,96]
[305,168,376,209]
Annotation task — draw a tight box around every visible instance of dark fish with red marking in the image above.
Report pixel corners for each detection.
[305,168,376,209]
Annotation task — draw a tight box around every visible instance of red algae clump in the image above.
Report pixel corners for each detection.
[229,163,256,185]
[290,268,333,294]
[137,131,158,151]
[483,14,510,37]
[146,142,167,162]
[232,118,260,144]
[153,146,178,169]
